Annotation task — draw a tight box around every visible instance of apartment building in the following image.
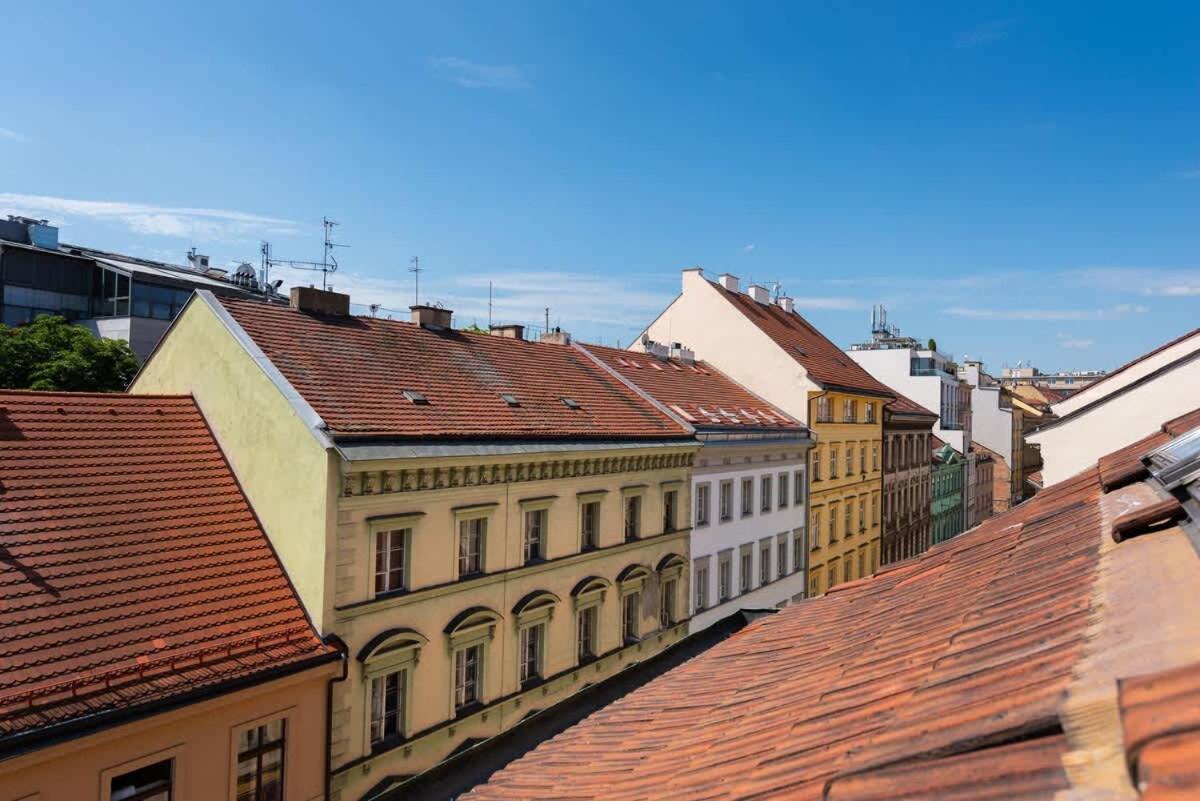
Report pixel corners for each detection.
[130,288,698,800]
[632,270,892,596]
[881,393,937,563]
[578,341,814,631]
[968,445,995,527]
[930,437,967,543]
[958,359,1013,519]
[0,391,340,801]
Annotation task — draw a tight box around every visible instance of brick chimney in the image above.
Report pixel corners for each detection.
[540,327,571,345]
[489,324,525,339]
[410,304,453,330]
[290,285,350,315]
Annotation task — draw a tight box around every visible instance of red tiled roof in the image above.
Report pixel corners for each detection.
[707,282,897,398]
[0,391,337,745]
[930,433,946,450]
[464,408,1200,801]
[884,390,937,419]
[1120,661,1200,800]
[579,343,802,431]
[217,297,690,440]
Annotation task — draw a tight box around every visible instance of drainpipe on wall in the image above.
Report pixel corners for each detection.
[324,634,350,801]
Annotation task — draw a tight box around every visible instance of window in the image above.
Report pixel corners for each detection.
[793,529,805,575]
[660,578,677,628]
[846,446,854,475]
[794,470,805,505]
[858,547,867,577]
[581,501,600,550]
[718,555,732,601]
[810,573,820,597]
[829,505,838,542]
[873,442,879,471]
[369,671,405,745]
[760,475,772,513]
[454,644,482,710]
[845,501,853,537]
[830,447,839,479]
[778,472,789,508]
[811,511,821,549]
[844,559,853,582]
[843,398,856,422]
[817,395,832,422]
[577,606,598,662]
[696,483,711,526]
[740,548,753,593]
[523,509,546,563]
[624,495,641,541]
[458,518,485,577]
[741,477,754,517]
[111,759,173,801]
[621,591,641,643]
[859,500,865,531]
[827,560,838,589]
[719,480,733,522]
[374,529,408,595]
[759,541,771,584]
[519,623,545,685]
[859,445,866,474]
[662,489,678,532]
[236,719,286,801]
[866,402,876,423]
[812,450,822,481]
[695,563,709,610]
[778,536,789,576]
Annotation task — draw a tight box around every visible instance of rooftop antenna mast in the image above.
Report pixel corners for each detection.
[488,281,493,327]
[409,257,422,305]
[260,216,348,292]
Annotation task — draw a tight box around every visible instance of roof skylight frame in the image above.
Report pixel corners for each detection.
[402,389,430,405]
[1145,426,1200,490]
[561,397,582,409]
[500,393,520,407]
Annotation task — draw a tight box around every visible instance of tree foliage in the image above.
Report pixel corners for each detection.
[0,315,140,392]
[927,338,938,352]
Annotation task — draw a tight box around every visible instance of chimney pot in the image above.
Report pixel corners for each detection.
[489,323,525,339]
[290,285,351,316]
[748,284,770,304]
[718,273,740,292]
[410,304,453,329]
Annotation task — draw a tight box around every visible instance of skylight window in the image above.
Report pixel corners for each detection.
[403,389,429,405]
[561,397,581,409]
[500,393,520,407]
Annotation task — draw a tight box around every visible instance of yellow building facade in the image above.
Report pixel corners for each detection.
[805,390,884,596]
[131,291,698,800]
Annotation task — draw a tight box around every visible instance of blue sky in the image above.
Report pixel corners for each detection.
[2,1,1198,371]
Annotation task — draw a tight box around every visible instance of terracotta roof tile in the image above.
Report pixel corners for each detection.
[578,343,803,431]
[463,408,1200,801]
[884,390,937,418]
[707,282,897,398]
[1120,660,1200,800]
[217,297,690,440]
[0,391,335,745]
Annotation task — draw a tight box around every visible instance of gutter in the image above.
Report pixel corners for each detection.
[324,634,350,801]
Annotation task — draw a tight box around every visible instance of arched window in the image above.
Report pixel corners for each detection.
[616,564,652,645]
[571,577,611,664]
[357,628,429,749]
[444,607,502,715]
[511,591,560,686]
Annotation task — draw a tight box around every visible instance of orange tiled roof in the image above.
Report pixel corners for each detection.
[217,297,691,440]
[884,390,937,418]
[707,282,896,398]
[464,407,1200,801]
[579,343,802,431]
[0,391,337,747]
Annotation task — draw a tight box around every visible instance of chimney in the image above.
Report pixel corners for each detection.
[718,273,740,292]
[290,285,350,315]
[490,323,525,339]
[777,296,794,313]
[409,304,453,329]
[748,284,770,304]
[540,327,571,345]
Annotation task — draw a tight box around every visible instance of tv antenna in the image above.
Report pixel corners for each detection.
[260,217,347,291]
[409,257,422,305]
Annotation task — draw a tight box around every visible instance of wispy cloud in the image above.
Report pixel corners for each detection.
[742,244,755,253]
[824,271,1028,290]
[1056,333,1094,350]
[793,297,869,311]
[0,127,29,143]
[944,304,1148,321]
[1064,267,1200,298]
[0,193,298,242]
[429,57,531,90]
[955,18,1018,48]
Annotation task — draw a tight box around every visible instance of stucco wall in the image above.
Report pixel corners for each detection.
[0,666,335,801]
[129,297,335,625]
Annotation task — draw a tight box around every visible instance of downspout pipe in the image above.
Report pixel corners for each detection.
[324,634,350,801]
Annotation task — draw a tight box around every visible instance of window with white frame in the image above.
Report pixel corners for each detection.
[660,578,677,628]
[830,447,839,478]
[369,670,406,746]
[829,504,838,542]
[794,469,805,505]
[811,510,821,549]
[793,528,806,575]
[812,449,822,481]
[695,483,711,526]
[236,718,287,801]
[873,442,879,471]
[859,445,866,474]
[518,622,545,685]
[695,561,709,610]
[718,553,732,601]
[817,395,832,422]
[740,476,754,517]
[111,758,173,801]
[624,494,642,541]
[777,533,789,576]
[577,605,598,662]
[759,539,771,584]
[843,398,856,422]
[740,546,753,593]
[760,474,772,513]
[580,500,600,550]
[719,480,733,522]
[866,402,876,423]
[621,591,641,643]
[374,528,408,596]
[662,488,678,532]
[859,499,865,531]
[845,501,853,536]
[458,517,485,577]
[454,643,482,711]
[523,508,546,563]
[778,472,789,508]
[845,446,854,475]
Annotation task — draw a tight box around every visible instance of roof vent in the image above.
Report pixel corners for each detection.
[402,389,429,405]
[490,323,525,339]
[777,296,795,313]
[290,285,351,316]
[500,393,520,407]
[718,273,740,292]
[561,397,581,409]
[410,304,453,330]
[748,284,770,304]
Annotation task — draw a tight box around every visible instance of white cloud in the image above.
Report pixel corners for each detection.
[1056,333,1094,350]
[742,244,755,252]
[955,19,1018,48]
[943,304,1149,321]
[792,297,869,311]
[429,57,531,90]
[1066,267,1200,298]
[0,127,29,143]
[0,193,298,242]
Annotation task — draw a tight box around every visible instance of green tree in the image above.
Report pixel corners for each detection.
[0,315,139,392]
[927,338,938,352]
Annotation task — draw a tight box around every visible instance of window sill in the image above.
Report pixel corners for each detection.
[453,701,485,721]
[519,676,547,692]
[371,587,410,602]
